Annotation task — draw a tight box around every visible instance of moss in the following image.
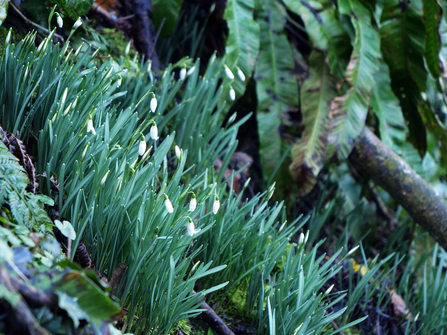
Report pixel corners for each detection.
[100,28,138,61]
[168,318,192,334]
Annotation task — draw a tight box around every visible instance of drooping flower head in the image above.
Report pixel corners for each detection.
[138,134,146,156]
[189,194,197,212]
[224,65,234,80]
[175,145,181,159]
[87,116,96,135]
[150,122,159,140]
[57,14,63,28]
[179,68,187,81]
[213,196,220,215]
[229,87,236,101]
[237,68,246,82]
[73,18,82,29]
[164,194,174,214]
[150,94,157,113]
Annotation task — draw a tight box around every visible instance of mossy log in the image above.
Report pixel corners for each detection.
[350,127,447,249]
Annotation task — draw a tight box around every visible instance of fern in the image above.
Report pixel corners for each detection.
[0,141,53,231]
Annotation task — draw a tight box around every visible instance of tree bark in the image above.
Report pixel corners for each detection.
[350,127,447,249]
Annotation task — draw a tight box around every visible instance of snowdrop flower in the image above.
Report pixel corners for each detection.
[175,145,181,159]
[164,195,174,214]
[100,170,110,186]
[72,97,78,109]
[5,30,11,44]
[150,123,159,140]
[63,103,72,116]
[224,65,234,80]
[81,143,89,160]
[190,261,200,273]
[298,232,304,244]
[187,219,195,236]
[150,96,157,113]
[74,43,83,57]
[237,68,246,81]
[87,116,96,135]
[124,42,131,55]
[187,66,196,76]
[189,195,197,212]
[212,197,220,215]
[73,18,82,29]
[346,245,359,257]
[61,87,68,105]
[57,14,63,28]
[138,135,146,156]
[229,87,236,101]
[324,284,334,295]
[179,68,187,80]
[117,77,122,88]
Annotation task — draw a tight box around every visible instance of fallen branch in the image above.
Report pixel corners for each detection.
[193,290,234,335]
[350,127,447,249]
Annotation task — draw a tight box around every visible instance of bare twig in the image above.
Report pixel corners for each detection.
[10,3,64,43]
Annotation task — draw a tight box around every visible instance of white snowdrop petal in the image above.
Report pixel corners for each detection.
[225,66,234,80]
[237,69,246,81]
[150,97,157,113]
[57,15,63,28]
[150,125,159,140]
[73,18,82,29]
[165,199,174,213]
[212,199,220,214]
[187,66,196,76]
[139,139,146,156]
[189,198,197,212]
[175,145,181,159]
[179,68,186,80]
[187,221,195,236]
[229,88,236,101]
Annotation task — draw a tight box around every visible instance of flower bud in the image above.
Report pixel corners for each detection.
[212,198,220,215]
[73,18,82,29]
[164,197,174,214]
[139,135,146,156]
[187,219,195,236]
[229,88,236,101]
[57,15,63,28]
[189,197,197,212]
[87,117,96,135]
[187,66,196,76]
[179,68,186,80]
[150,97,157,113]
[237,68,246,81]
[224,65,234,80]
[150,124,159,140]
[175,145,181,159]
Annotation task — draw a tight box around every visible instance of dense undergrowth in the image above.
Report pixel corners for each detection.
[1,1,447,334]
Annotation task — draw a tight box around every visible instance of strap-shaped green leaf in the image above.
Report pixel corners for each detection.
[255,0,298,185]
[329,0,380,160]
[224,0,260,99]
[381,0,428,155]
[370,62,406,152]
[283,0,351,79]
[289,51,337,195]
[422,0,443,79]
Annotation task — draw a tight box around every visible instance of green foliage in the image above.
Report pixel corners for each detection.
[289,51,337,194]
[152,0,184,37]
[0,0,8,27]
[51,0,93,19]
[224,0,260,100]
[0,141,53,231]
[255,0,298,187]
